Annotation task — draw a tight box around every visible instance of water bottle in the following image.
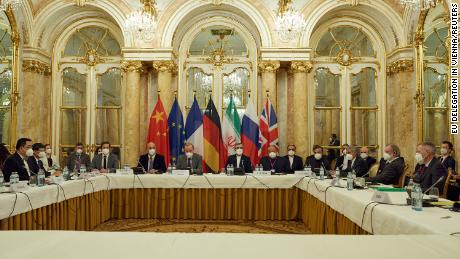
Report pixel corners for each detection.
[412,184,423,211]
[80,164,87,175]
[0,170,4,187]
[227,164,234,176]
[351,169,357,180]
[37,169,45,187]
[171,161,176,171]
[347,172,354,191]
[10,172,19,184]
[167,163,172,174]
[63,166,70,181]
[319,167,325,180]
[406,178,414,199]
[335,168,340,178]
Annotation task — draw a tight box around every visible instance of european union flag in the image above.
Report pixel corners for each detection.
[168,97,185,165]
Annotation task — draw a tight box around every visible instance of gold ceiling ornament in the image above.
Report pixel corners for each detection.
[206,48,233,67]
[121,60,144,73]
[335,48,357,66]
[386,59,414,75]
[290,61,313,73]
[22,60,51,75]
[79,49,104,66]
[152,60,178,73]
[258,61,280,73]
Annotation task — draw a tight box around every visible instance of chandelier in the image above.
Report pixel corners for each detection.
[124,0,157,41]
[275,0,306,42]
[0,0,23,11]
[399,0,436,10]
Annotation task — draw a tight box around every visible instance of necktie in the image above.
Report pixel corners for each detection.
[103,155,107,169]
[148,157,154,171]
[188,158,192,168]
[47,157,52,167]
[38,159,44,170]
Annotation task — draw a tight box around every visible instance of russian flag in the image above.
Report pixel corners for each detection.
[185,96,203,157]
[241,98,260,166]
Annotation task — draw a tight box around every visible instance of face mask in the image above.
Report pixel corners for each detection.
[314,153,322,160]
[440,148,448,155]
[76,149,83,154]
[26,148,34,157]
[186,152,193,158]
[39,151,46,158]
[46,148,52,155]
[346,154,353,160]
[148,149,156,156]
[288,150,295,156]
[360,153,368,159]
[382,152,392,161]
[236,148,243,156]
[102,148,110,155]
[329,138,333,142]
[415,152,424,165]
[342,150,347,155]
[269,152,277,159]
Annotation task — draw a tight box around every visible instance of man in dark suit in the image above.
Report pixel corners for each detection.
[177,142,203,174]
[282,144,303,174]
[345,146,368,177]
[27,143,50,177]
[138,142,166,173]
[327,134,340,162]
[335,144,351,173]
[260,145,284,174]
[91,141,119,173]
[225,143,253,174]
[67,143,91,172]
[305,145,331,174]
[366,144,405,185]
[3,138,33,182]
[441,141,459,200]
[413,142,447,194]
[360,146,377,171]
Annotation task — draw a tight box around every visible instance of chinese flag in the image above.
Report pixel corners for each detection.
[147,97,170,164]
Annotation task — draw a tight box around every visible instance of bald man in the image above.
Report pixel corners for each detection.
[138,142,166,174]
[259,145,285,174]
[360,146,377,170]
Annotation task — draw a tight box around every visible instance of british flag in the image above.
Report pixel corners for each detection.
[258,98,279,157]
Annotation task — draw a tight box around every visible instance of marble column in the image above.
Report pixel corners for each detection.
[152,60,177,113]
[290,61,313,159]
[258,61,280,111]
[121,61,143,166]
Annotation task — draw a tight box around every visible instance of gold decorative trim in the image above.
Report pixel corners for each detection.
[258,61,280,73]
[152,60,177,73]
[386,60,414,75]
[290,61,313,73]
[22,60,51,75]
[121,60,144,73]
[79,49,105,66]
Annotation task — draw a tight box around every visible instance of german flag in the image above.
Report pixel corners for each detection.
[203,98,226,173]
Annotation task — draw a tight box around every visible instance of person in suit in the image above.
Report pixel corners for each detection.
[260,145,284,174]
[138,142,166,174]
[305,145,331,174]
[360,146,377,171]
[3,138,33,182]
[341,146,368,177]
[335,144,351,171]
[282,144,303,174]
[27,143,50,177]
[66,143,91,172]
[176,142,203,174]
[441,141,459,200]
[91,141,119,173]
[41,144,60,175]
[327,134,340,162]
[413,142,447,194]
[366,144,405,185]
[225,143,253,173]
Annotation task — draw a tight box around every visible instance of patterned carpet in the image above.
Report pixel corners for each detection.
[94,219,310,234]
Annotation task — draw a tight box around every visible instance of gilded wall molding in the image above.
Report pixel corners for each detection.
[152,60,178,74]
[22,60,51,75]
[121,60,144,73]
[258,61,280,73]
[290,61,313,73]
[386,59,414,75]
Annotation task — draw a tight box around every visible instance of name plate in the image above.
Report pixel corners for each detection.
[52,176,65,184]
[171,169,190,176]
[11,181,29,192]
[295,171,310,176]
[116,169,134,175]
[253,171,271,176]
[371,190,392,204]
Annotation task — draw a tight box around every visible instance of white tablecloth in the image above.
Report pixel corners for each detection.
[0,231,459,259]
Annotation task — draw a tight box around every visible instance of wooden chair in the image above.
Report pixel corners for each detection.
[369,163,379,177]
[441,168,453,199]
[396,163,410,188]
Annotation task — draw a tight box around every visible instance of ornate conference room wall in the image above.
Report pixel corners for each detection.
[0,0,456,169]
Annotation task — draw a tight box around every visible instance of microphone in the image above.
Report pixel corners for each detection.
[137,160,147,174]
[423,176,445,195]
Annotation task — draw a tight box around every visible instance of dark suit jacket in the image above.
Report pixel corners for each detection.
[327,139,340,161]
[66,152,91,171]
[260,156,284,174]
[349,157,368,177]
[282,155,303,173]
[3,153,30,182]
[91,153,119,171]
[335,155,346,170]
[27,156,50,177]
[176,153,203,174]
[305,155,331,174]
[413,159,447,194]
[225,154,253,173]
[138,154,167,173]
[367,157,405,185]
[440,156,456,172]
[363,157,377,171]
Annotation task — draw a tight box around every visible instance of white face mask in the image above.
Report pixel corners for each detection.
[76,148,83,154]
[186,152,193,159]
[236,148,243,156]
[102,148,110,155]
[288,150,295,156]
[383,152,392,161]
[38,151,46,158]
[26,148,34,157]
[269,152,277,159]
[148,149,156,156]
[345,154,353,160]
[314,153,322,160]
[415,152,424,165]
[342,150,348,156]
[440,148,448,155]
[360,152,368,159]
[46,148,52,155]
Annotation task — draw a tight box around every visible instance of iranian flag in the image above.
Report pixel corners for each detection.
[222,97,241,156]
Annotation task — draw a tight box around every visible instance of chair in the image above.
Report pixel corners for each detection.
[395,163,410,188]
[441,168,453,199]
[369,163,379,177]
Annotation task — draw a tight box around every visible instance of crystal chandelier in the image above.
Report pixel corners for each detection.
[0,0,23,11]
[275,0,307,42]
[124,0,157,41]
[399,0,436,10]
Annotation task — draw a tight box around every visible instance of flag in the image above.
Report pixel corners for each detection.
[185,96,203,156]
[258,98,279,157]
[147,97,170,164]
[203,98,226,173]
[168,97,185,165]
[222,97,241,156]
[241,98,260,166]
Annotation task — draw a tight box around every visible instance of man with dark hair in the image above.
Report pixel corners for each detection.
[440,141,456,172]
[3,138,33,182]
[366,144,405,185]
[225,143,253,174]
[91,141,119,173]
[67,142,91,172]
[305,145,331,174]
[413,142,447,194]
[27,143,49,177]
[282,144,303,173]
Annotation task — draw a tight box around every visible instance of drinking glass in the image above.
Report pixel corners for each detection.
[428,187,439,199]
